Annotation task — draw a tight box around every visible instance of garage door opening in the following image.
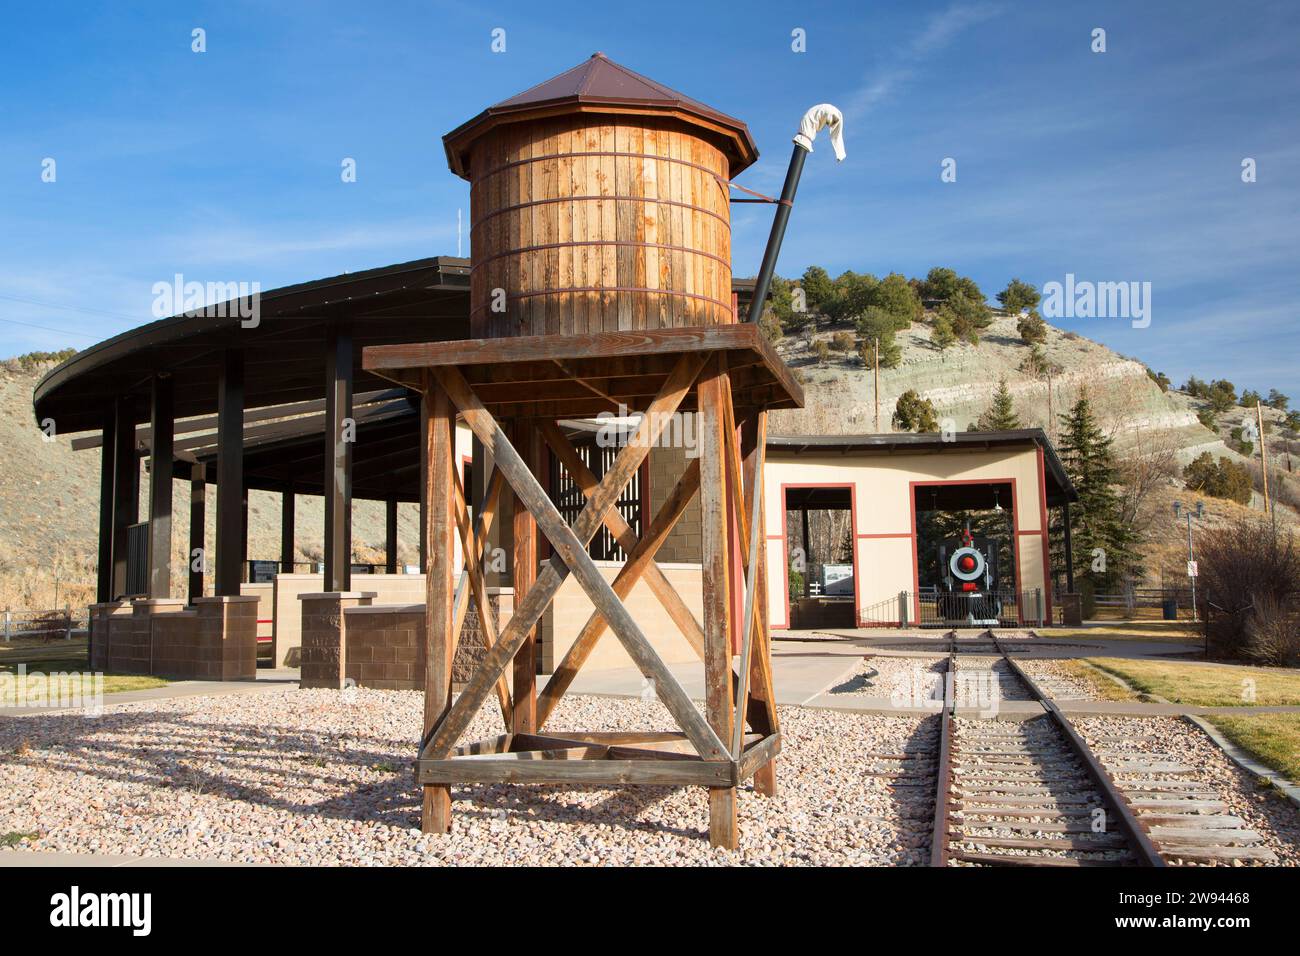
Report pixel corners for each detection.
[784,485,855,630]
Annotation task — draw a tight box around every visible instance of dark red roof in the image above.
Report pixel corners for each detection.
[443,53,758,179]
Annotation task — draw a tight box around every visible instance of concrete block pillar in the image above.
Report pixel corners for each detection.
[297,591,376,689]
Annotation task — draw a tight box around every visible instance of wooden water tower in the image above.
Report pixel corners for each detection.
[365,53,811,848]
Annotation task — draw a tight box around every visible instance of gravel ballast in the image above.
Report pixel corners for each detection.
[1074,715,1300,866]
[0,687,934,866]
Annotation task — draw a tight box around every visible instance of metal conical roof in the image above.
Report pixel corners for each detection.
[443,53,758,179]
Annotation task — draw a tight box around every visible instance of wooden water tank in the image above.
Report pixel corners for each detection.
[444,54,759,338]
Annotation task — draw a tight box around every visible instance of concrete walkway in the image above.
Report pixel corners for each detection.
[0,669,298,717]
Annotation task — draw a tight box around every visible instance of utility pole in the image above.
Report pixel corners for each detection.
[873,337,880,431]
[1046,369,1054,441]
[1256,400,1271,516]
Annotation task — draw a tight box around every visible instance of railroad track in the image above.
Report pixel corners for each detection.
[932,631,1162,866]
[931,631,1276,866]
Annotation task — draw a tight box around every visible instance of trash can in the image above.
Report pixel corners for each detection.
[1162,598,1178,620]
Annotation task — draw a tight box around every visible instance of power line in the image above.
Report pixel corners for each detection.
[0,290,138,323]
[0,315,99,339]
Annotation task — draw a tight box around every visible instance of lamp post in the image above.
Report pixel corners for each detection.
[1173,500,1205,622]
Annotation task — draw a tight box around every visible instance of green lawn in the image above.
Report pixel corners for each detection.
[1205,714,1300,785]
[0,656,168,705]
[1086,657,1300,707]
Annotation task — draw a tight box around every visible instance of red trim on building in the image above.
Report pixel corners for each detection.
[776,481,859,630]
[909,477,1020,625]
[1036,445,1053,624]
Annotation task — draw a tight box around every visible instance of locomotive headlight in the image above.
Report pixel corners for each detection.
[949,546,985,583]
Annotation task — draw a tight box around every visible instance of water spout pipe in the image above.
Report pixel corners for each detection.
[745,104,845,324]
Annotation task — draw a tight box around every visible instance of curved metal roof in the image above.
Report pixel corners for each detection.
[32,257,472,435]
[443,52,759,179]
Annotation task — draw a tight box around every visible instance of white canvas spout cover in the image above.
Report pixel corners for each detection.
[793,104,846,160]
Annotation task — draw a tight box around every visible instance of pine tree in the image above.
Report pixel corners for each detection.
[931,313,957,355]
[976,379,1021,431]
[1057,389,1135,590]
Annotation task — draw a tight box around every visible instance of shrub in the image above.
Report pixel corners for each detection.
[1197,516,1299,660]
[893,390,938,432]
[1016,311,1048,345]
[1197,408,1217,431]
[812,340,830,365]
[830,331,854,353]
[1183,452,1252,504]
[1244,595,1300,667]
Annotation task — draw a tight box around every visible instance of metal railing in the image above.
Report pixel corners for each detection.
[855,589,1047,629]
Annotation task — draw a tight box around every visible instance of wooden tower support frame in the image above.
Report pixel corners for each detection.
[364,324,800,847]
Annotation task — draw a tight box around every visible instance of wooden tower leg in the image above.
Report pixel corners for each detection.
[742,412,778,798]
[422,378,457,833]
[511,419,539,733]
[699,359,737,849]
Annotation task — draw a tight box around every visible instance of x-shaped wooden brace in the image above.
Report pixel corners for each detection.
[449,463,512,728]
[423,352,730,762]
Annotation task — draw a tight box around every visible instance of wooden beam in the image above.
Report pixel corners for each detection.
[418,756,735,787]
[96,408,115,604]
[421,376,456,834]
[188,462,205,602]
[450,464,512,727]
[147,375,174,599]
[323,323,353,593]
[698,356,737,848]
[424,353,726,762]
[281,483,296,573]
[511,420,539,734]
[214,350,243,597]
[534,454,702,728]
[537,419,707,662]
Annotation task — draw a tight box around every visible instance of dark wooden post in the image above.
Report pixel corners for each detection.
[97,407,117,603]
[281,483,296,573]
[324,323,353,592]
[698,359,737,849]
[215,349,244,597]
[241,489,249,580]
[422,379,456,833]
[188,462,205,602]
[111,397,139,598]
[147,375,174,598]
[1062,500,1075,593]
[511,420,539,734]
[418,395,428,572]
[385,496,399,574]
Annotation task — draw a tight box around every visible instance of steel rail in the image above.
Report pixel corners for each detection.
[994,635,1166,867]
[929,648,956,867]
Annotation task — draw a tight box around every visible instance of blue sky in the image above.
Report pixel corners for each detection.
[2,0,1297,396]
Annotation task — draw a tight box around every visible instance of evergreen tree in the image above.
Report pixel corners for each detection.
[893,390,939,432]
[1016,310,1048,345]
[800,265,834,313]
[997,278,1041,314]
[1057,390,1135,589]
[931,313,957,355]
[976,379,1021,431]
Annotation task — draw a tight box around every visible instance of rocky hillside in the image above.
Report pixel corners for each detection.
[771,310,1296,478]
[0,357,420,611]
[2,316,1296,609]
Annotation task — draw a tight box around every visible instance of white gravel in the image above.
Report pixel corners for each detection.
[830,655,946,701]
[1074,715,1300,866]
[1015,659,1101,700]
[0,687,935,866]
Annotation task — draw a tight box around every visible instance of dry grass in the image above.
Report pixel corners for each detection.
[1205,714,1300,785]
[1036,621,1200,643]
[1050,659,1138,701]
[1086,657,1300,707]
